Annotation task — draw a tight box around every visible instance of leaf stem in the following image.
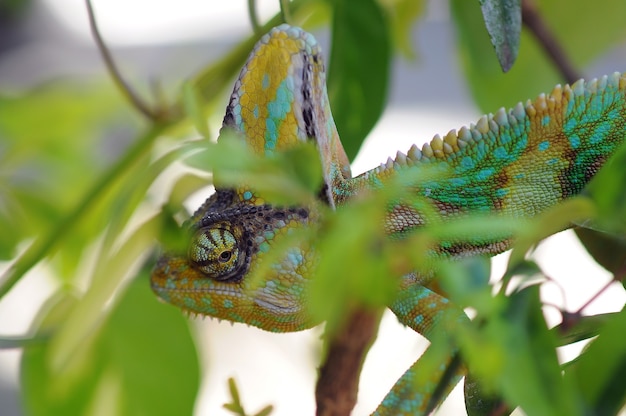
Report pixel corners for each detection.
[247,0,261,34]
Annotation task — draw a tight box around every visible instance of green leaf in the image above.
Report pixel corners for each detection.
[21,272,200,416]
[575,228,626,278]
[464,374,510,416]
[552,312,619,346]
[328,0,391,161]
[184,134,323,206]
[581,141,626,233]
[0,83,134,260]
[459,285,582,415]
[378,0,426,58]
[479,0,521,72]
[566,307,626,415]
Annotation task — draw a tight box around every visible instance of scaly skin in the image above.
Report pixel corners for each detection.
[151,24,626,415]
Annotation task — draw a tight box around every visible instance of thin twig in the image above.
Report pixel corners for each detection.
[521,0,581,84]
[85,0,161,120]
[575,278,617,315]
[247,0,261,34]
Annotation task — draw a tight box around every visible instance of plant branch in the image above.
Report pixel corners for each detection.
[86,0,168,121]
[315,308,382,416]
[521,0,581,84]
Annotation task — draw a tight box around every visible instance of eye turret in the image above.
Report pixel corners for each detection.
[188,223,246,282]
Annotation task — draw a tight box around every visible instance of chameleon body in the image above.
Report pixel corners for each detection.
[151,24,626,415]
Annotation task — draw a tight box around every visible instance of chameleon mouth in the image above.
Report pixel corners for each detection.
[150,259,302,316]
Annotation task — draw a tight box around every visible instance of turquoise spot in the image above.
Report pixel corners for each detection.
[499,129,512,145]
[495,188,509,198]
[493,146,508,160]
[243,191,253,200]
[450,177,468,187]
[223,299,234,309]
[513,172,525,179]
[286,250,304,267]
[259,241,270,253]
[538,141,550,151]
[263,79,294,153]
[475,167,495,181]
[184,297,197,309]
[253,105,259,119]
[590,121,612,145]
[265,119,277,150]
[414,315,424,326]
[541,115,550,126]
[569,135,581,149]
[460,156,474,170]
[262,73,270,90]
[546,158,559,165]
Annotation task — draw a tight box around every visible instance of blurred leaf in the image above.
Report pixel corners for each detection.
[552,312,619,346]
[182,82,211,140]
[566,307,626,415]
[439,257,495,314]
[464,374,510,416]
[580,141,626,232]
[309,195,397,330]
[508,196,596,266]
[328,0,391,160]
[573,141,626,276]
[21,272,199,416]
[575,228,626,277]
[378,0,425,58]
[0,83,134,260]
[47,214,161,372]
[479,0,521,72]
[184,133,323,206]
[459,285,581,415]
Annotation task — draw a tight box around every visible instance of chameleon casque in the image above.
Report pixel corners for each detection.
[151,24,626,414]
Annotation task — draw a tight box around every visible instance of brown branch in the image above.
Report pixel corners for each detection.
[315,308,382,416]
[521,0,581,84]
[85,0,164,121]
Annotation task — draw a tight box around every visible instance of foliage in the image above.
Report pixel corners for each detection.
[0,0,625,415]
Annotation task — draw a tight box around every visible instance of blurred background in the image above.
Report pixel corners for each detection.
[0,1,625,415]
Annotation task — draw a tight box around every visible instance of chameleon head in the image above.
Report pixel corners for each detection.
[150,195,319,332]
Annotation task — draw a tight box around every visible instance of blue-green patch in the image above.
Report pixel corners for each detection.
[259,241,270,253]
[262,73,270,90]
[495,188,509,198]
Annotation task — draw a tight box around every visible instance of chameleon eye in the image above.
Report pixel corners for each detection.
[189,225,245,281]
[218,250,232,263]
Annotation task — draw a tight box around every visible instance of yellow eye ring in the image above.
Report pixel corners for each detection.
[189,225,245,281]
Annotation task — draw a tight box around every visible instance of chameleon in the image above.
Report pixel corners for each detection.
[150,24,626,415]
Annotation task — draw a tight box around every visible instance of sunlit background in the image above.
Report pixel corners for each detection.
[0,1,625,415]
